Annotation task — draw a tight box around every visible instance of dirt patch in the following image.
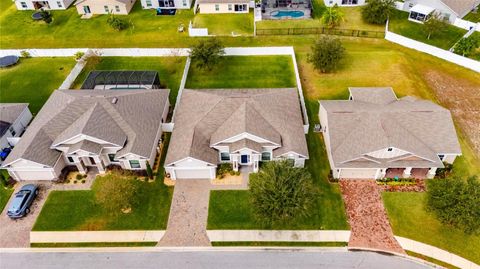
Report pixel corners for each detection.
[424,71,480,157]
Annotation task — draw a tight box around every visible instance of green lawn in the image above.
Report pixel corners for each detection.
[0,186,14,213]
[71,57,186,104]
[464,11,480,23]
[383,192,480,265]
[186,56,297,89]
[257,5,385,32]
[0,57,75,113]
[389,10,467,50]
[193,12,254,36]
[33,135,173,231]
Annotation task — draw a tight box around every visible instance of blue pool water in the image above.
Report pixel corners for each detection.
[271,10,304,18]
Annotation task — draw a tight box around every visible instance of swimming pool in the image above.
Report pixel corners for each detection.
[271,10,305,18]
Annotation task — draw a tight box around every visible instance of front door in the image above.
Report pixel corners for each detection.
[83,5,91,14]
[241,154,249,164]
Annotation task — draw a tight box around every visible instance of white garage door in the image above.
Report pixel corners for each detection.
[340,169,377,179]
[13,170,55,181]
[174,168,212,179]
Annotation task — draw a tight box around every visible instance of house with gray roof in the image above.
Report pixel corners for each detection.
[165,88,309,180]
[319,87,461,179]
[400,0,480,23]
[2,89,170,181]
[0,104,32,164]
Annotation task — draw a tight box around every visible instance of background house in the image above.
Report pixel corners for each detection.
[0,104,32,164]
[318,87,461,179]
[75,0,136,16]
[2,88,170,181]
[324,0,365,7]
[197,0,249,14]
[14,0,74,10]
[140,0,191,10]
[399,0,480,23]
[165,89,309,180]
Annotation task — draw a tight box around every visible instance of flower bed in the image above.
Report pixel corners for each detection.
[377,178,426,192]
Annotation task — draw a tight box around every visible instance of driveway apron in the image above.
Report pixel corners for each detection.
[339,179,405,254]
[158,179,211,246]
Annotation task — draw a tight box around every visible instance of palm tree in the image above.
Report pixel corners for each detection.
[322,4,344,29]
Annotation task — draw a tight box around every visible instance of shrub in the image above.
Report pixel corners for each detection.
[39,9,53,24]
[95,173,140,215]
[427,176,480,234]
[322,4,344,28]
[362,0,395,24]
[435,162,453,179]
[146,161,153,180]
[307,36,345,73]
[217,163,234,178]
[20,50,31,58]
[454,35,480,57]
[0,173,7,188]
[190,38,225,70]
[81,179,86,184]
[250,161,316,225]
[74,51,85,61]
[107,15,129,31]
[76,174,84,180]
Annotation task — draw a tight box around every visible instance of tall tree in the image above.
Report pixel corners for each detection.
[190,38,225,70]
[307,36,345,73]
[423,13,447,39]
[322,4,344,28]
[362,0,396,24]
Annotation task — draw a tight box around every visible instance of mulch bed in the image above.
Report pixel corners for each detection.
[377,179,426,192]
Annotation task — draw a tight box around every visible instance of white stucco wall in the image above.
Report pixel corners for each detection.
[0,106,32,150]
[140,0,191,9]
[14,0,74,10]
[323,0,365,7]
[76,0,135,15]
[198,2,249,13]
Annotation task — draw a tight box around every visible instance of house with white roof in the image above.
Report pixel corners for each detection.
[319,87,461,179]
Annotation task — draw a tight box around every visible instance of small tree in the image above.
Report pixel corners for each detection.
[40,9,53,24]
[454,35,480,57]
[107,14,129,31]
[423,13,447,40]
[307,36,345,73]
[250,161,316,226]
[146,161,153,180]
[95,172,139,215]
[427,176,480,234]
[190,38,225,70]
[322,4,344,28]
[362,0,395,24]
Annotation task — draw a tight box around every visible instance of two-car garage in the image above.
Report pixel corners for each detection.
[338,168,378,179]
[171,168,214,179]
[165,158,216,180]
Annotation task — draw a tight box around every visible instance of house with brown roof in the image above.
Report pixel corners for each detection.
[165,89,309,180]
[400,0,480,23]
[2,88,170,181]
[319,87,461,179]
[196,0,249,14]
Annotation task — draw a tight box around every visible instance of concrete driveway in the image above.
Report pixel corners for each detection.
[158,179,211,247]
[0,182,52,248]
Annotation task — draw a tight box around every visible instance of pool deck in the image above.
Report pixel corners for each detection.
[262,7,311,20]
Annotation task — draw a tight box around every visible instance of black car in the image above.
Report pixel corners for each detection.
[7,184,39,219]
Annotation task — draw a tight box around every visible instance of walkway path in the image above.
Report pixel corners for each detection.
[158,179,211,246]
[339,179,405,254]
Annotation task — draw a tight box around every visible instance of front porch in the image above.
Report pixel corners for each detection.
[384,167,433,179]
[408,4,434,23]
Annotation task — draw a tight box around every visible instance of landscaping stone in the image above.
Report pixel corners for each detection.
[339,179,405,254]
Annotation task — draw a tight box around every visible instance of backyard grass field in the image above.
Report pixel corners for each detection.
[71,57,186,104]
[0,186,14,214]
[383,193,480,265]
[193,12,254,36]
[0,57,75,113]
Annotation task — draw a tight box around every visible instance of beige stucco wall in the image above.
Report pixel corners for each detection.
[198,2,249,13]
[76,0,135,15]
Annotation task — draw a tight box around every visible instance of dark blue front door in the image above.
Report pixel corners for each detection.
[241,155,249,164]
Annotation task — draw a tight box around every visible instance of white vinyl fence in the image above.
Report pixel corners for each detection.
[188,21,209,37]
[453,18,480,32]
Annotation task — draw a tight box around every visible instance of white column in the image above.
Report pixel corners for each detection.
[75,158,86,175]
[94,156,105,174]
[403,167,412,178]
[427,167,437,179]
[379,169,386,178]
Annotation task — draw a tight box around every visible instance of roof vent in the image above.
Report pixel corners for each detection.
[111,97,118,104]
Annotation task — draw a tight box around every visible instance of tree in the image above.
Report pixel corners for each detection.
[322,4,344,28]
[190,38,225,70]
[249,161,316,226]
[454,35,480,57]
[307,36,345,73]
[362,0,395,24]
[423,13,447,40]
[427,176,480,234]
[95,172,139,215]
[107,14,129,31]
[40,9,53,24]
[146,161,153,180]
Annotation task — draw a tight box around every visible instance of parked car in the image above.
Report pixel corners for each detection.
[7,184,39,219]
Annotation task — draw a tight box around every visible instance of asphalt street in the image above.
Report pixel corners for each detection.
[0,248,433,269]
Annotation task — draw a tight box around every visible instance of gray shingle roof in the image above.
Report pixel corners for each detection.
[166,89,308,166]
[320,89,461,169]
[3,89,169,167]
[441,0,479,16]
[0,103,28,137]
[349,87,397,105]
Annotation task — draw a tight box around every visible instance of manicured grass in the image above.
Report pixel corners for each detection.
[71,57,186,104]
[186,56,297,89]
[383,192,480,264]
[0,0,195,48]
[0,186,14,214]
[193,12,254,36]
[33,135,173,231]
[464,11,480,23]
[406,251,459,269]
[389,10,467,50]
[257,5,385,32]
[212,241,347,247]
[0,57,75,113]
[31,242,157,248]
